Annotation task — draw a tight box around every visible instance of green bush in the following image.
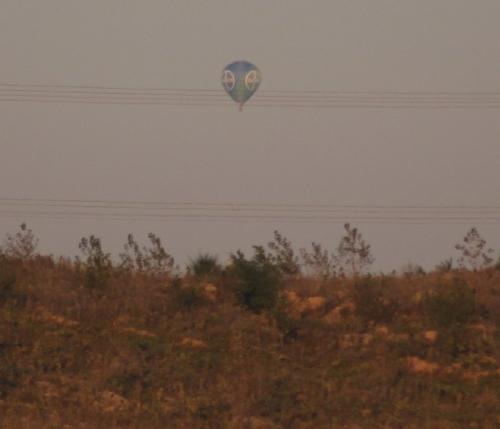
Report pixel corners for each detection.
[187,253,222,278]
[228,248,283,313]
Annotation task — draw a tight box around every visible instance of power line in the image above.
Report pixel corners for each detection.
[2,213,499,226]
[0,210,499,224]
[1,197,500,211]
[6,98,500,109]
[4,87,500,102]
[0,198,498,224]
[3,83,500,108]
[3,82,500,96]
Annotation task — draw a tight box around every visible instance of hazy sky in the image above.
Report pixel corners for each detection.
[1,1,500,271]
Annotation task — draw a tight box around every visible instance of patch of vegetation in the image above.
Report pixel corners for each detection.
[1,223,38,260]
[424,278,476,330]
[0,225,499,428]
[187,253,222,278]
[336,223,374,276]
[455,227,494,270]
[265,230,301,278]
[167,276,208,310]
[0,257,26,308]
[77,235,113,290]
[228,248,283,313]
[351,276,399,327]
[119,233,175,278]
[300,241,336,281]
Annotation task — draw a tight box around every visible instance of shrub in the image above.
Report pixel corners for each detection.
[455,227,494,270]
[423,278,475,329]
[166,276,207,311]
[142,233,175,277]
[119,233,144,273]
[0,257,19,305]
[119,233,174,278]
[228,248,283,313]
[241,231,301,278]
[300,242,336,281]
[2,223,38,260]
[351,277,398,326]
[272,296,301,342]
[336,223,374,277]
[266,230,301,277]
[77,235,113,290]
[187,253,222,278]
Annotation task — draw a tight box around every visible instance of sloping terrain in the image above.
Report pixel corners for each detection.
[1,257,500,428]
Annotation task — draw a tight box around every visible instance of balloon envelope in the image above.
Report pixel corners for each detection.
[221,61,261,107]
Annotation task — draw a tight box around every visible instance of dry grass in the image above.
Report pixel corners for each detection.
[1,256,500,428]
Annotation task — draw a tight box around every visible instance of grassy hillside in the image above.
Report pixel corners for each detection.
[1,227,500,428]
[1,256,500,428]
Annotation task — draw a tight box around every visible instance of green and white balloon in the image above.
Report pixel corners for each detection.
[221,61,262,110]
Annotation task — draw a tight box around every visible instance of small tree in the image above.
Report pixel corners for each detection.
[455,227,494,270]
[336,223,374,276]
[265,230,301,278]
[78,235,112,290]
[2,223,39,260]
[300,242,336,280]
[119,233,174,277]
[145,233,175,277]
[119,233,145,273]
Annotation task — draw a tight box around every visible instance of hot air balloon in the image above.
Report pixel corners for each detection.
[221,61,261,111]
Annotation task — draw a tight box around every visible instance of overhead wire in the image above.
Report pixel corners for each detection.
[2,83,500,108]
[0,211,499,224]
[3,82,500,96]
[1,197,500,210]
[1,84,499,223]
[0,200,500,214]
[0,198,498,224]
[4,86,500,101]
